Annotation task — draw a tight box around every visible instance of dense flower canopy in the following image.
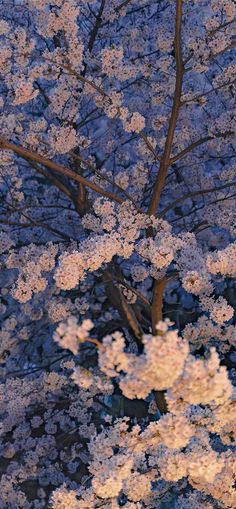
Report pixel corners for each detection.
[0,0,235,508]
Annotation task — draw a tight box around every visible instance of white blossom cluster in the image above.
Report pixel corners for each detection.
[53,316,93,355]
[0,0,235,507]
[6,243,58,302]
[47,318,236,506]
[98,320,189,399]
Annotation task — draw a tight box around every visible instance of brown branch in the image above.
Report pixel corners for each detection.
[0,137,124,205]
[0,215,70,241]
[181,78,236,105]
[86,337,105,350]
[115,0,134,12]
[151,276,170,415]
[115,278,151,308]
[148,0,184,216]
[102,268,143,341]
[185,42,236,73]
[3,198,72,240]
[31,153,89,214]
[29,161,74,200]
[88,0,106,52]
[154,390,168,415]
[119,293,143,341]
[147,3,185,418]
[151,277,168,334]
[26,134,138,209]
[139,132,161,162]
[159,182,236,217]
[208,18,236,37]
[209,40,236,59]
[44,57,109,97]
[70,152,140,209]
[147,4,184,416]
[170,131,234,164]
[100,0,135,29]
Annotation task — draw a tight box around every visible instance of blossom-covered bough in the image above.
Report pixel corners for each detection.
[0,0,235,507]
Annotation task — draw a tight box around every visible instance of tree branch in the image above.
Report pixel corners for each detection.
[0,137,124,205]
[170,131,234,164]
[88,0,106,52]
[29,161,74,201]
[148,0,184,216]
[151,276,168,334]
[159,182,236,217]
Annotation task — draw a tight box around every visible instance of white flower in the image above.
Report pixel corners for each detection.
[53,317,94,354]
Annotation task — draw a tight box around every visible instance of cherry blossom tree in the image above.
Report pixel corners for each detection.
[0,0,235,507]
